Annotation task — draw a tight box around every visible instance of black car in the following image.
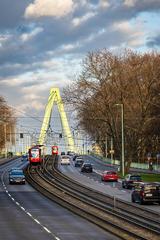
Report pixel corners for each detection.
[122,174,142,189]
[73,155,80,161]
[131,182,160,204]
[81,163,93,173]
[75,158,84,167]
[9,170,25,184]
[67,151,75,156]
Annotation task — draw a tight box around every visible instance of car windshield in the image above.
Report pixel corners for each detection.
[62,156,69,159]
[11,171,24,176]
[105,171,116,175]
[84,164,91,167]
[144,185,160,190]
[130,176,141,181]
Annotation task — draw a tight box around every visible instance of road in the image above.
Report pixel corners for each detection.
[59,155,160,213]
[0,158,120,240]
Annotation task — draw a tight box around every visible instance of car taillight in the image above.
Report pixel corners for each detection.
[140,191,144,196]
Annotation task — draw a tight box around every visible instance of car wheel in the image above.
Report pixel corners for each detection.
[122,182,125,188]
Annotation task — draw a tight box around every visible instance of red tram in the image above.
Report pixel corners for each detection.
[52,145,58,156]
[28,145,43,165]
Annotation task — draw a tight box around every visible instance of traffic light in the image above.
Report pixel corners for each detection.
[20,133,23,138]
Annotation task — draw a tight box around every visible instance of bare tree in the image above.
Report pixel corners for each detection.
[63,49,160,172]
[0,96,16,155]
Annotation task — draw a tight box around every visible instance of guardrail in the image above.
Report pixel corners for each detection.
[89,153,160,172]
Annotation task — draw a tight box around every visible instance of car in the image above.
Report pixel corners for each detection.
[81,163,93,173]
[75,158,84,167]
[9,170,25,184]
[61,152,65,155]
[67,151,75,156]
[21,154,28,161]
[131,182,160,205]
[122,174,142,189]
[101,171,118,182]
[60,155,70,165]
[73,155,80,161]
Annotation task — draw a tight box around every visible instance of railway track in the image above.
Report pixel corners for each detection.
[25,156,160,240]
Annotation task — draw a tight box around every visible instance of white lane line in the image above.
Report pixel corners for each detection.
[43,226,51,233]
[26,212,32,217]
[55,237,61,240]
[1,171,62,240]
[34,219,40,224]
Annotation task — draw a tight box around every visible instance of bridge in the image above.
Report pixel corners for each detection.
[38,88,75,152]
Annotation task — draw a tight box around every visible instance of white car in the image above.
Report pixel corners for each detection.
[60,155,70,165]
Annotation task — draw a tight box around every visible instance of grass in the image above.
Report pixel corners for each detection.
[140,173,160,183]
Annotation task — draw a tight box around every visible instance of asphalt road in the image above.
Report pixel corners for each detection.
[59,155,160,213]
[0,158,120,240]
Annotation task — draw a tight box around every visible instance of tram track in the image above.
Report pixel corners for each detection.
[25,156,160,240]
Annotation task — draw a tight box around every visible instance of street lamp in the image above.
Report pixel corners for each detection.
[115,103,125,177]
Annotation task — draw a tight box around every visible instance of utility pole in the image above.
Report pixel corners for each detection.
[115,103,125,177]
[110,137,113,162]
[4,123,7,158]
[105,135,108,158]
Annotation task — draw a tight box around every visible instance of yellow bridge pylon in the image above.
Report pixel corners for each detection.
[38,88,75,152]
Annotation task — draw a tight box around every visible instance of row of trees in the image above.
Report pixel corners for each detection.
[63,49,160,169]
[0,96,16,155]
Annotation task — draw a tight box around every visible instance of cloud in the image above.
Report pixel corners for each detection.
[124,0,137,7]
[72,12,96,27]
[20,27,43,42]
[113,20,145,47]
[99,0,110,8]
[24,0,74,19]
[147,33,160,47]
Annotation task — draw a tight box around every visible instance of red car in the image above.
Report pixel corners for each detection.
[101,171,118,182]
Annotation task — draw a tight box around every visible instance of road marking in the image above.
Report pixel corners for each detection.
[1,170,62,240]
[34,219,40,224]
[26,212,32,217]
[43,226,51,233]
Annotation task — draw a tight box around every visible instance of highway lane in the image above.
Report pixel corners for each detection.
[59,155,160,213]
[0,158,120,240]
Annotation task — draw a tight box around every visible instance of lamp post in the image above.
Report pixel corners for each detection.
[116,103,125,177]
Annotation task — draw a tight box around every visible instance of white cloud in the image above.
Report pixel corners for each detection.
[113,20,145,47]
[123,0,137,7]
[19,101,45,112]
[72,12,96,27]
[20,27,43,42]
[0,34,12,47]
[24,0,74,19]
[99,0,110,8]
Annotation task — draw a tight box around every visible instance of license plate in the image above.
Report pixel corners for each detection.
[146,193,152,197]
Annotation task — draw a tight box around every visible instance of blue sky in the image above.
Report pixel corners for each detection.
[0,0,160,139]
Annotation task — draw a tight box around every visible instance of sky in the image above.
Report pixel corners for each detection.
[0,0,160,150]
